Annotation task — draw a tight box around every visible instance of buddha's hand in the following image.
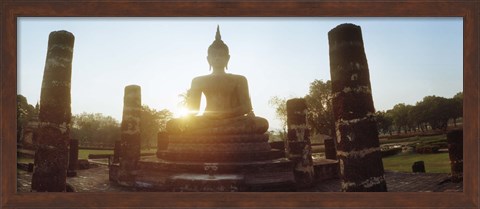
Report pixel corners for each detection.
[203,111,228,119]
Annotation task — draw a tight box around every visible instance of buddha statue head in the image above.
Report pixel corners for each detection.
[207,26,230,70]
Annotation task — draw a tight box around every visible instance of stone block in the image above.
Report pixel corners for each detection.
[412,161,426,173]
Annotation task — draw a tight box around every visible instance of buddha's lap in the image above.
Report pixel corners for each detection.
[166,116,268,134]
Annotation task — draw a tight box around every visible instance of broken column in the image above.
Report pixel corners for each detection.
[113,140,121,164]
[328,23,387,192]
[67,139,79,177]
[447,129,463,182]
[324,137,337,160]
[31,30,75,192]
[117,85,142,185]
[286,98,314,187]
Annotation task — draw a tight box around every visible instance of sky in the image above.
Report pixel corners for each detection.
[17,17,463,131]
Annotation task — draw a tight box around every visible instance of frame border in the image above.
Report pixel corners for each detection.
[1,1,478,208]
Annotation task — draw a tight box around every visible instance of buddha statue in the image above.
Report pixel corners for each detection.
[166,26,268,135]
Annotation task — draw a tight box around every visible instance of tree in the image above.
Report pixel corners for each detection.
[389,103,413,134]
[72,107,173,149]
[140,106,173,149]
[268,96,287,136]
[304,79,335,137]
[416,95,450,131]
[72,113,120,147]
[17,95,37,141]
[451,92,463,126]
[177,89,190,107]
[269,80,335,138]
[409,103,428,132]
[375,111,393,135]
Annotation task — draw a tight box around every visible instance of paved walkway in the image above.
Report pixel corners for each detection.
[17,163,462,192]
[307,171,462,192]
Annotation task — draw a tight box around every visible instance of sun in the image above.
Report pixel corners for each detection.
[173,106,190,118]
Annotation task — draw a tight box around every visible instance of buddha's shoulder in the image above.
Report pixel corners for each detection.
[193,73,247,81]
[191,75,211,83]
[192,75,209,80]
[225,73,248,82]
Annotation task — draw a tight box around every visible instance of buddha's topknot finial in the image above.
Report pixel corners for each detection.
[215,25,221,40]
[208,25,229,56]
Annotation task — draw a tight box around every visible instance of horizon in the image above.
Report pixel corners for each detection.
[18,17,463,131]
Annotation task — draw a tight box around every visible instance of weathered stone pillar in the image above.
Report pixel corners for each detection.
[447,129,463,182]
[113,140,121,164]
[324,137,337,160]
[31,30,74,192]
[286,98,314,187]
[328,23,387,192]
[67,139,79,177]
[118,85,142,185]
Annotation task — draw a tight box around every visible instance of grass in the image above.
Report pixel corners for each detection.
[17,157,34,164]
[381,134,450,173]
[78,148,156,159]
[380,134,447,145]
[380,136,419,145]
[18,148,156,163]
[78,149,114,159]
[382,152,451,173]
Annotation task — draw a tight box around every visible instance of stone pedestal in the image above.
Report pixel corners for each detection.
[286,98,314,187]
[118,85,142,185]
[447,129,463,182]
[134,132,296,191]
[157,134,278,162]
[31,30,74,192]
[328,23,387,192]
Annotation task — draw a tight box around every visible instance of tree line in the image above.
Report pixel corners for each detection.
[269,80,335,138]
[16,94,172,149]
[376,92,462,135]
[269,80,463,138]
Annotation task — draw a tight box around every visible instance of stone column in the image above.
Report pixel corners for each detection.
[324,137,337,160]
[67,139,79,177]
[118,85,142,185]
[328,23,387,192]
[113,140,121,164]
[447,129,463,182]
[31,30,74,192]
[286,98,314,187]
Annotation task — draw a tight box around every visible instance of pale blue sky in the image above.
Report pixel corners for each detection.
[18,17,463,131]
